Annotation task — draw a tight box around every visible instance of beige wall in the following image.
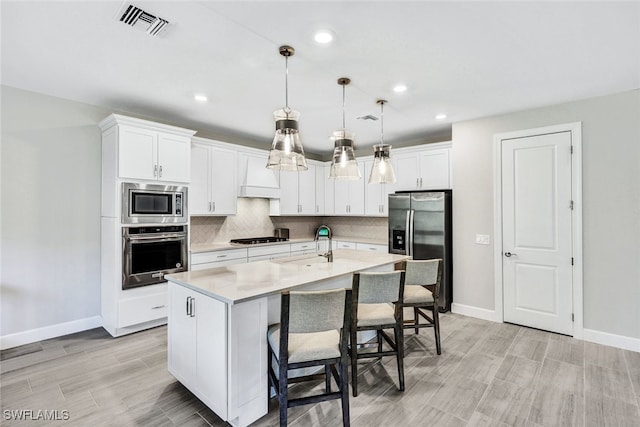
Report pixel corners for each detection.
[452,90,640,340]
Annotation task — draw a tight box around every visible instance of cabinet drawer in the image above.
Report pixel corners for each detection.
[290,242,316,253]
[247,244,290,257]
[334,241,356,250]
[356,243,388,253]
[248,252,291,262]
[191,249,247,265]
[191,258,247,270]
[118,292,167,327]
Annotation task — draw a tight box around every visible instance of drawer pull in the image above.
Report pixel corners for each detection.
[217,254,228,258]
[151,305,165,310]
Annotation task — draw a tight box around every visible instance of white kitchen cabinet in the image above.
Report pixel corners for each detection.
[190,248,247,271]
[333,163,365,215]
[190,140,237,215]
[168,283,228,419]
[355,242,388,253]
[290,241,317,256]
[118,125,191,183]
[394,144,451,191]
[248,244,291,262]
[314,165,325,215]
[276,164,317,215]
[333,241,356,250]
[364,159,395,216]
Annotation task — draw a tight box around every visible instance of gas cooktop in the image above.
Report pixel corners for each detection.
[230,237,289,245]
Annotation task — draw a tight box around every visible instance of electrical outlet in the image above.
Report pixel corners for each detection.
[475,234,490,245]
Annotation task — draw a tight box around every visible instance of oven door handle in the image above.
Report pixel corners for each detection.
[126,234,186,241]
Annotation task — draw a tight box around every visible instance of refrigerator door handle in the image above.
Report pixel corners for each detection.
[407,209,415,257]
[405,210,411,256]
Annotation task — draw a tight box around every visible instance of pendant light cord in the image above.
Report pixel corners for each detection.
[284,55,289,111]
[342,83,346,131]
[380,101,385,147]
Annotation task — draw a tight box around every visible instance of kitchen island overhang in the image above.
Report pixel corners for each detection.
[165,250,409,427]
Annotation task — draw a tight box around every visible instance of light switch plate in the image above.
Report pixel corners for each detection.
[475,234,490,245]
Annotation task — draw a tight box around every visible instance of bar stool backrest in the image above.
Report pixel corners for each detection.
[356,271,404,304]
[288,289,346,334]
[405,259,442,297]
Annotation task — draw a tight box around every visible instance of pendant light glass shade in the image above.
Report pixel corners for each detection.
[369,144,396,183]
[368,99,397,184]
[329,77,360,180]
[266,108,307,171]
[329,130,361,179]
[267,46,308,171]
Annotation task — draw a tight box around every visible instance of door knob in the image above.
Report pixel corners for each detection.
[504,252,517,257]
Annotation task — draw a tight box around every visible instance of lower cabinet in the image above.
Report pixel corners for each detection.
[168,282,268,427]
[168,283,227,419]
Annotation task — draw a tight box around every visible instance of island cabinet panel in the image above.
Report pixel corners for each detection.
[227,298,269,426]
[168,283,228,419]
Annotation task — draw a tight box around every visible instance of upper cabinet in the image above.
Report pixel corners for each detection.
[364,159,396,216]
[100,114,196,184]
[272,163,317,215]
[333,163,366,215]
[393,143,451,191]
[190,139,238,216]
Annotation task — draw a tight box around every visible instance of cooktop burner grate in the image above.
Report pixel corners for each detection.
[230,237,289,245]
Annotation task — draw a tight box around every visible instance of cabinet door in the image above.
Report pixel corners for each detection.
[347,163,366,215]
[314,165,325,215]
[118,126,157,180]
[190,143,212,215]
[364,160,384,216]
[195,293,228,419]
[393,153,420,191]
[157,134,190,183]
[278,171,299,215]
[419,148,450,189]
[210,147,237,214]
[298,164,316,215]
[168,284,197,386]
[323,166,335,215]
[333,180,350,215]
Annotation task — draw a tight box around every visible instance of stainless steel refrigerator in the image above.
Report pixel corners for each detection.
[389,190,452,311]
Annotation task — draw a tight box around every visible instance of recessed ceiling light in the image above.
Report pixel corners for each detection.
[393,84,407,93]
[435,113,447,120]
[314,30,334,44]
[194,94,208,102]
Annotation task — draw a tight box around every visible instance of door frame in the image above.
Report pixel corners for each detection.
[493,122,583,338]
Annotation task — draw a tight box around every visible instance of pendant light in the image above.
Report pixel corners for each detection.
[368,99,397,184]
[329,77,361,180]
[267,45,308,171]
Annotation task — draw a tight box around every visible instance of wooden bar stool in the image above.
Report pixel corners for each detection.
[349,270,405,397]
[398,258,443,355]
[267,288,352,426]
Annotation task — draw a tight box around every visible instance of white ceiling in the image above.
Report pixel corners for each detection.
[2,1,639,157]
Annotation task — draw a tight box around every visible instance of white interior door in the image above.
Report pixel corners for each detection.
[502,131,573,335]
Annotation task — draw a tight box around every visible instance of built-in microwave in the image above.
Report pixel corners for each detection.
[122,182,187,224]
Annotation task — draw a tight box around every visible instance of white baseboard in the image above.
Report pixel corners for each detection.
[583,328,640,353]
[0,316,103,350]
[451,303,501,322]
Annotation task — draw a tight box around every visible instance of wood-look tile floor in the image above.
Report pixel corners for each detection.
[2,313,640,426]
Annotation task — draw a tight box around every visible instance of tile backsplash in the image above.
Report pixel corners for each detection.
[190,198,388,244]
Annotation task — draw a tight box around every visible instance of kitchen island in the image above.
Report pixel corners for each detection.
[165,249,409,427]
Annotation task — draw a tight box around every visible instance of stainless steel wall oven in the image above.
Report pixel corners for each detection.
[122,225,188,289]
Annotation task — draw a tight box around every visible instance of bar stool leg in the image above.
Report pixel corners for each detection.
[433,305,441,355]
[350,329,359,397]
[414,308,419,334]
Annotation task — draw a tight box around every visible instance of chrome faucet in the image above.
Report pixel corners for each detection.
[315,225,333,263]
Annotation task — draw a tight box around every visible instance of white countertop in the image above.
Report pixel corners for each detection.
[189,237,386,253]
[166,249,408,304]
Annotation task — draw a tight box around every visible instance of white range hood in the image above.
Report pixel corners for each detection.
[238,154,281,199]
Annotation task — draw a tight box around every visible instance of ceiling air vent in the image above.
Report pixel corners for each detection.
[118,4,169,36]
[357,115,379,121]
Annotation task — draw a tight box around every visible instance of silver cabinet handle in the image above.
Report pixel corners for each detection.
[190,298,195,317]
[186,296,191,316]
[212,201,215,212]
[217,254,228,258]
[151,305,165,310]
[209,202,212,212]
[154,164,158,178]
[504,252,517,257]
[159,165,163,178]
